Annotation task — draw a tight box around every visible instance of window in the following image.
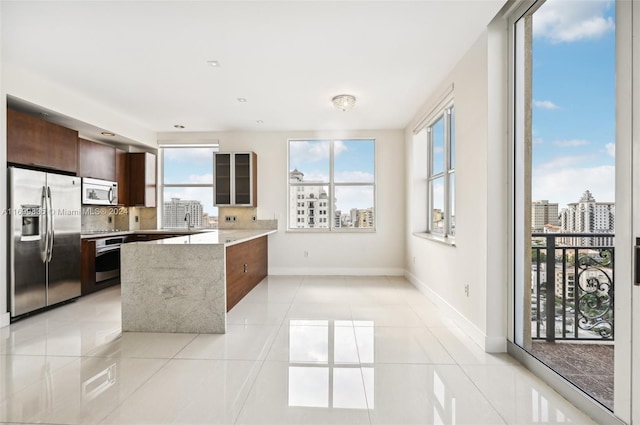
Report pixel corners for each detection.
[426,105,455,237]
[161,145,218,229]
[288,139,375,231]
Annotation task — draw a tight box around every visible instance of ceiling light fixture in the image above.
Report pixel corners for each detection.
[207,60,220,67]
[101,131,116,136]
[237,98,247,103]
[332,94,356,111]
[174,124,185,129]
[256,120,264,124]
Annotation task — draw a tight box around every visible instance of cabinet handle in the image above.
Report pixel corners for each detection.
[244,263,248,273]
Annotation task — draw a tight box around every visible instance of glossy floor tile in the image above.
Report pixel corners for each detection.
[0,276,598,425]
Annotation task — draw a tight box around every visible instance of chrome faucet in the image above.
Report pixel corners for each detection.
[184,212,192,231]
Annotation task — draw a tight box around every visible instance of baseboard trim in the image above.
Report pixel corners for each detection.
[269,267,405,276]
[405,270,506,353]
[0,312,10,328]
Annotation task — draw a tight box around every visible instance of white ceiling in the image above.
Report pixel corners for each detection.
[2,1,505,136]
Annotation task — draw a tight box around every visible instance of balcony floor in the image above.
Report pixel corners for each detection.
[531,340,613,409]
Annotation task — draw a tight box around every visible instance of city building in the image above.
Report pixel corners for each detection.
[560,191,615,246]
[163,197,204,229]
[289,169,331,229]
[532,200,559,232]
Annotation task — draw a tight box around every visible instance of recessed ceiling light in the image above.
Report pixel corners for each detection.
[101,131,116,136]
[207,60,220,67]
[237,98,247,103]
[174,124,185,129]
[256,120,264,124]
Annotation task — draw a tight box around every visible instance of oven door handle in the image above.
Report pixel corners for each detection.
[96,246,121,255]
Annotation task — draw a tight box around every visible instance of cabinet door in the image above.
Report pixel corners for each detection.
[214,153,232,205]
[81,239,96,296]
[129,152,156,207]
[78,138,116,180]
[225,236,267,311]
[234,153,257,206]
[116,149,130,206]
[7,108,78,173]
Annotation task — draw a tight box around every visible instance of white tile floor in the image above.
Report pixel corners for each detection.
[0,276,597,424]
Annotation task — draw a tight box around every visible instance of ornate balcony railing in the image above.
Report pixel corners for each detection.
[531,233,614,341]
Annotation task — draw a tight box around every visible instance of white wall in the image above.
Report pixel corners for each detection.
[0,2,8,328]
[158,130,405,275]
[404,28,508,352]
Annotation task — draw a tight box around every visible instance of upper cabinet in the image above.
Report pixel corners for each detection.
[129,152,156,207]
[116,149,130,206]
[7,108,79,174]
[78,138,116,181]
[214,152,257,207]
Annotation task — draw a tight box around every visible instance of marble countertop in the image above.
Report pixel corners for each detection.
[81,229,209,239]
[129,229,276,247]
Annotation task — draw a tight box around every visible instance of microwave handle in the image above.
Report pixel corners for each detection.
[108,187,114,203]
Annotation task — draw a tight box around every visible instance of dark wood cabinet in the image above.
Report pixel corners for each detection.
[226,236,268,311]
[129,152,156,207]
[78,138,116,181]
[80,239,96,296]
[214,152,257,207]
[116,149,130,206]
[7,108,79,173]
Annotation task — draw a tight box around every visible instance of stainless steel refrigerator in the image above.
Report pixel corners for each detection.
[8,167,82,317]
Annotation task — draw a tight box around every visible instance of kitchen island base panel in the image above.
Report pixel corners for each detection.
[121,244,226,334]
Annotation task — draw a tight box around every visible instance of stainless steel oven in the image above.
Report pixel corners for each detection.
[95,237,124,284]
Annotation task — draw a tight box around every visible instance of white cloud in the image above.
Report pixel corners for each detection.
[335,171,374,183]
[187,173,213,184]
[289,140,332,163]
[533,138,544,145]
[533,100,560,110]
[553,139,590,148]
[533,0,614,43]
[605,142,615,158]
[335,186,374,212]
[532,164,614,209]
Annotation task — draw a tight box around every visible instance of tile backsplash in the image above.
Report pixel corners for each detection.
[81,206,157,232]
[216,207,278,230]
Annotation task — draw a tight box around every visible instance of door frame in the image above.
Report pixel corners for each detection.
[506,0,631,423]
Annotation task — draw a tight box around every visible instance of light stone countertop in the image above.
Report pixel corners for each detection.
[132,229,277,247]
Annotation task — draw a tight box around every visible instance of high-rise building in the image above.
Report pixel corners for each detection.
[559,190,615,246]
[289,169,331,229]
[163,197,204,229]
[532,200,559,232]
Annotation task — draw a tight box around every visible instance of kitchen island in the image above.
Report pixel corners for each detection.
[120,229,276,334]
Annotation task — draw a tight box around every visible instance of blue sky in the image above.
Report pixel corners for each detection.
[531,0,615,209]
[289,140,375,212]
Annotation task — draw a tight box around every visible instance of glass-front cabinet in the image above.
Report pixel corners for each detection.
[213,152,257,207]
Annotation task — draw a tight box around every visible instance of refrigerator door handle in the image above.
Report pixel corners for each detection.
[47,186,54,263]
[40,186,48,263]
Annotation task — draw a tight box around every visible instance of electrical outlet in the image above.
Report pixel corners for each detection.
[464,284,470,297]
[135,216,139,223]
[225,216,232,222]
[108,216,113,224]
[232,216,237,222]
[252,216,257,222]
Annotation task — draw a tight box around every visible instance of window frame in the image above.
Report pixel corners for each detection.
[425,103,455,241]
[287,138,376,232]
[159,144,219,230]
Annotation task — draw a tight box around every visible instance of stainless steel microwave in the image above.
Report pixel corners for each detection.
[82,177,118,206]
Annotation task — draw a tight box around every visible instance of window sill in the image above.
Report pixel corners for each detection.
[412,232,456,247]
[286,228,376,234]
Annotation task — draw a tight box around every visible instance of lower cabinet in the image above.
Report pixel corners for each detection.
[226,236,268,311]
